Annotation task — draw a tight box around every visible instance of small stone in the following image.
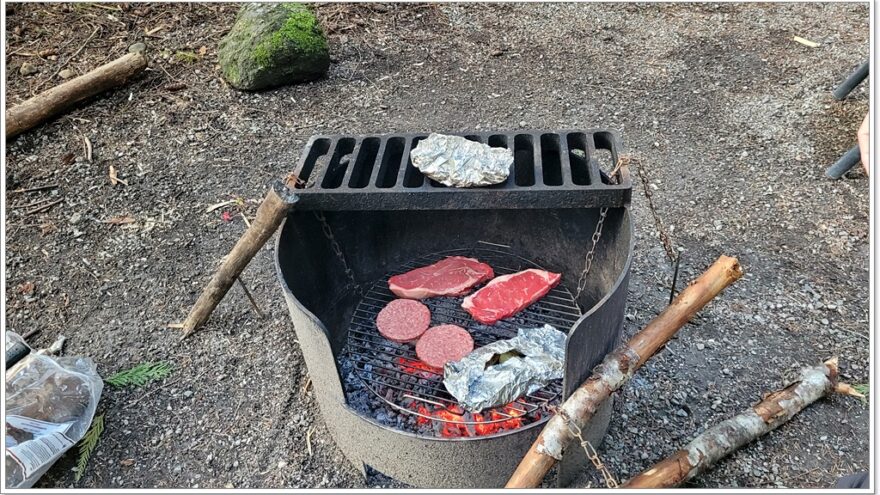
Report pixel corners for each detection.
[59,68,75,79]
[696,343,705,350]
[278,460,287,469]
[675,408,688,417]
[519,121,527,127]
[129,42,147,54]
[820,435,828,441]
[19,62,37,76]
[820,318,829,325]
[183,390,193,398]
[68,212,83,225]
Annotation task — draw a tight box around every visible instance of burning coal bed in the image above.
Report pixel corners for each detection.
[341,287,570,439]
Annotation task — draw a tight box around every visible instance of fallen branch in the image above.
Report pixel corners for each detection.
[6,52,148,139]
[623,358,846,488]
[181,181,298,339]
[505,255,743,488]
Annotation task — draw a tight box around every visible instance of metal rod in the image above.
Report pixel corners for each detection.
[669,253,682,305]
[825,145,861,179]
[832,61,869,100]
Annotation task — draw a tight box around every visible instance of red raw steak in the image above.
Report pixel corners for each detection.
[388,256,494,299]
[461,269,562,324]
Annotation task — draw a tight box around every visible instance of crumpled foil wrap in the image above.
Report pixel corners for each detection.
[443,324,567,413]
[409,133,513,187]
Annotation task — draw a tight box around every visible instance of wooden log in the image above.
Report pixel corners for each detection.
[6,52,148,139]
[181,181,299,339]
[623,358,842,488]
[505,255,743,488]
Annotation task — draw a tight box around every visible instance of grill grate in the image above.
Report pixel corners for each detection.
[291,130,631,210]
[344,245,582,434]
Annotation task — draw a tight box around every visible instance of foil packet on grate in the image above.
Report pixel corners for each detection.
[443,324,566,413]
[409,133,513,187]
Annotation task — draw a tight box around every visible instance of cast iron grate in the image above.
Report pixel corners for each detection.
[291,130,631,210]
[345,244,583,436]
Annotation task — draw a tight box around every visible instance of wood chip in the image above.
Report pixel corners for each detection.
[163,82,187,92]
[10,183,58,194]
[167,322,184,329]
[120,459,135,467]
[306,426,315,457]
[205,200,236,213]
[26,198,62,215]
[109,165,128,186]
[83,135,93,162]
[145,25,166,36]
[105,215,136,225]
[792,36,820,48]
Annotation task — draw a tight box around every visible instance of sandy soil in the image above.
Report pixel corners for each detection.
[4,2,870,489]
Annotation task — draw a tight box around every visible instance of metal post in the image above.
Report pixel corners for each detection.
[825,145,861,179]
[832,62,869,100]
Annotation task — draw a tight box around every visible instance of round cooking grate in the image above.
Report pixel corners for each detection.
[345,244,582,432]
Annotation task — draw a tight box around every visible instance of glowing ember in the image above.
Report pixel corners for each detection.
[397,357,438,376]
[409,401,531,438]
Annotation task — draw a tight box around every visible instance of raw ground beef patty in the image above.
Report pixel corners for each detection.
[415,324,474,369]
[388,256,494,299]
[376,299,431,343]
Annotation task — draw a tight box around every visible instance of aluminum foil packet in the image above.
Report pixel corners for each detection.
[409,133,513,187]
[443,324,566,413]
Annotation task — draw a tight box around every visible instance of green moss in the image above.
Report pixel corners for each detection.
[175,51,199,64]
[252,4,326,67]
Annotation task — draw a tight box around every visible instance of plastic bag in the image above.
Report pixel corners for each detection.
[5,332,103,488]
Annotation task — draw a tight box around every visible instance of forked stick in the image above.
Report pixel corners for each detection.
[181,181,298,339]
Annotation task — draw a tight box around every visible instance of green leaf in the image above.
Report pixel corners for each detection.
[105,361,173,388]
[854,383,870,404]
[75,414,104,482]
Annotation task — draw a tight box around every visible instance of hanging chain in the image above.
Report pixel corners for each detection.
[314,211,363,295]
[576,206,608,301]
[554,407,620,488]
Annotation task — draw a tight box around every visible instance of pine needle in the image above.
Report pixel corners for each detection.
[75,414,104,482]
[105,361,173,388]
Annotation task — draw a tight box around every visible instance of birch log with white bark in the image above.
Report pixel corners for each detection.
[623,358,844,488]
[505,255,743,488]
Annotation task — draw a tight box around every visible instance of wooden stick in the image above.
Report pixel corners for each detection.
[505,255,743,488]
[181,181,298,339]
[6,52,148,139]
[623,358,842,488]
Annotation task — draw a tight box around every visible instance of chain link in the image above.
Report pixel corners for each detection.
[576,206,608,301]
[314,211,363,295]
[555,407,620,488]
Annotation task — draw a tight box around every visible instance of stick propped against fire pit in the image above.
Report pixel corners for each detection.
[181,180,298,339]
[505,255,743,488]
[623,357,857,488]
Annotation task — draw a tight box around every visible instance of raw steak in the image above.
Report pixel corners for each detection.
[415,324,474,370]
[388,256,494,299]
[462,269,562,324]
[376,299,431,343]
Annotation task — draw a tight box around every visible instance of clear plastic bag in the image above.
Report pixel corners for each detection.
[5,332,103,488]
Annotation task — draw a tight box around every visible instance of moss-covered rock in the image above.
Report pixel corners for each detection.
[218,3,329,91]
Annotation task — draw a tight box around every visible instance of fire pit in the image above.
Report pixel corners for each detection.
[275,130,633,487]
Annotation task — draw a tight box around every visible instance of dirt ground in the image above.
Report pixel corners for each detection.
[4,2,870,489]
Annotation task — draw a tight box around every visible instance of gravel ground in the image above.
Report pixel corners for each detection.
[4,2,869,489]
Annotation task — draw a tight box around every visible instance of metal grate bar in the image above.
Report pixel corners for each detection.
[343,246,581,432]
